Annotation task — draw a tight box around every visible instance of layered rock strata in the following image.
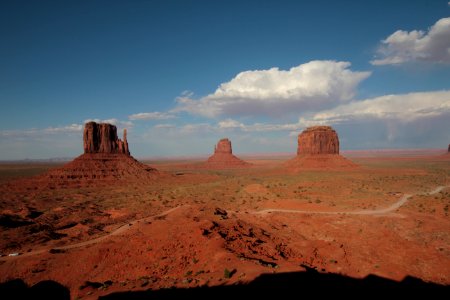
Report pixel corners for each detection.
[297,126,339,155]
[83,122,129,155]
[43,122,157,185]
[287,126,356,170]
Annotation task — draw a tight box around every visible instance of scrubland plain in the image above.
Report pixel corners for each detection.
[0,151,449,298]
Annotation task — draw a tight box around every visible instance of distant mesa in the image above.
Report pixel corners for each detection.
[287,126,357,170]
[43,122,158,185]
[297,126,339,155]
[206,138,251,169]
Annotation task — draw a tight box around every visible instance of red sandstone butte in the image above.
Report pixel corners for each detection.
[287,126,356,169]
[206,138,251,169]
[42,122,157,185]
[297,126,339,155]
[83,122,129,155]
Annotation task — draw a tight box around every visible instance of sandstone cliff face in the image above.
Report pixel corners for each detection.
[214,138,232,154]
[83,122,129,155]
[286,125,356,170]
[206,138,250,169]
[297,126,339,155]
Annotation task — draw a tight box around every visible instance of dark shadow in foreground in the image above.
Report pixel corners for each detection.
[0,279,70,300]
[101,266,448,299]
[0,267,448,299]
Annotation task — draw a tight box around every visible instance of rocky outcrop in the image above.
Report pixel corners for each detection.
[45,153,158,185]
[120,129,129,155]
[448,144,450,152]
[206,138,251,169]
[42,122,157,186]
[297,126,339,155]
[287,126,356,170]
[214,138,232,154]
[83,122,129,155]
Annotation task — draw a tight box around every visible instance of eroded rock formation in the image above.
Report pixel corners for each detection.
[45,153,158,185]
[206,138,251,169]
[287,126,356,170]
[43,122,157,186]
[297,126,339,155]
[83,122,129,155]
[214,138,232,154]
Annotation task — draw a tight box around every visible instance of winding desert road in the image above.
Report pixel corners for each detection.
[252,185,448,216]
[1,185,447,261]
[0,205,186,261]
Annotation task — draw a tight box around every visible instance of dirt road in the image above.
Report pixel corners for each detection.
[1,185,446,261]
[252,185,447,216]
[0,205,186,261]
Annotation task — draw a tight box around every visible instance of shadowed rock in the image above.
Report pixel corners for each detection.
[83,122,129,155]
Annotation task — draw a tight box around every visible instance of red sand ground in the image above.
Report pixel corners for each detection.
[0,150,449,298]
[285,154,357,170]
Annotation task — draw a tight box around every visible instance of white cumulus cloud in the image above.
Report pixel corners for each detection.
[371,17,450,65]
[154,90,450,137]
[129,112,175,120]
[304,90,450,124]
[174,60,371,117]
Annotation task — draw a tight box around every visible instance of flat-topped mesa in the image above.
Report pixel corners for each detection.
[286,125,356,170]
[83,122,129,155]
[214,138,232,154]
[297,126,339,155]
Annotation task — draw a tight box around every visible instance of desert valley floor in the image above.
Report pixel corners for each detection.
[0,151,449,298]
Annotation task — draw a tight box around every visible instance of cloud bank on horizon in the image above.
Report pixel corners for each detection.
[1,12,449,159]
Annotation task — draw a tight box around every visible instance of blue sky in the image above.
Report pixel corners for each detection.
[1,0,449,159]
